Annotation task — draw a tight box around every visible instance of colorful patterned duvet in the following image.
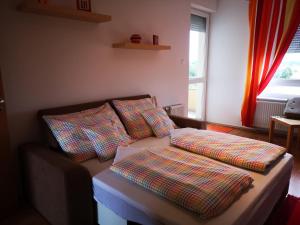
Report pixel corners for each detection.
[171,128,286,172]
[111,147,253,219]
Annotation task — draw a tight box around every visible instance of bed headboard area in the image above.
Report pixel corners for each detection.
[37,94,151,150]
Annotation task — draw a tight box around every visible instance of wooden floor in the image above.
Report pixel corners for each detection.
[227,127,300,197]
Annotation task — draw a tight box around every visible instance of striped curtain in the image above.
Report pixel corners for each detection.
[241,0,300,127]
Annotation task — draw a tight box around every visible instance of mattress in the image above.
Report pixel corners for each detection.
[92,136,293,225]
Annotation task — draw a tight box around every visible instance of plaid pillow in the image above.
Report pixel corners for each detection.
[113,98,156,139]
[43,119,97,162]
[80,103,132,145]
[83,124,121,161]
[142,107,175,138]
[43,103,132,162]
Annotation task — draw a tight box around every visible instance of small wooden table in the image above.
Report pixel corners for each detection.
[269,116,300,152]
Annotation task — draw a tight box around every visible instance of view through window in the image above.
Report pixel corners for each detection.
[258,26,300,100]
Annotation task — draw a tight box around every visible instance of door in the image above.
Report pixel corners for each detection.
[0,71,18,220]
[188,10,209,120]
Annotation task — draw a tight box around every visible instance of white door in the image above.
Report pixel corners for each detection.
[188,10,209,120]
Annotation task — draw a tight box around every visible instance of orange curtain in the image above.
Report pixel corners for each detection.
[241,0,300,127]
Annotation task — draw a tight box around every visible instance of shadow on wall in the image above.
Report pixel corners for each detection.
[9,109,43,149]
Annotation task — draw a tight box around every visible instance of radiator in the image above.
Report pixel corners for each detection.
[254,100,287,130]
[164,104,184,117]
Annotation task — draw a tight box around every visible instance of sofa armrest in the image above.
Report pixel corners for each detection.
[169,115,206,130]
[19,144,94,225]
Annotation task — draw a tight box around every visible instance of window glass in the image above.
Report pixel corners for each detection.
[188,13,208,120]
[188,83,204,118]
[189,15,206,79]
[273,53,300,80]
[189,30,206,79]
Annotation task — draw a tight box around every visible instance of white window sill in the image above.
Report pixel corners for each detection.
[258,79,300,102]
[256,96,288,103]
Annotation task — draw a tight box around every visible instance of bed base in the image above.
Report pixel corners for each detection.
[97,203,139,225]
[243,180,289,225]
[97,203,126,225]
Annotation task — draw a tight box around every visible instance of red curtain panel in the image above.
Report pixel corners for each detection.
[241,0,300,127]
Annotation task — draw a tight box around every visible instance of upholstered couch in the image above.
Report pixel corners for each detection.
[19,95,206,225]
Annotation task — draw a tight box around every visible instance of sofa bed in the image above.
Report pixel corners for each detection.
[20,94,293,225]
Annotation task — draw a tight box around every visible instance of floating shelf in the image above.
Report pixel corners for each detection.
[17,2,112,23]
[112,43,171,51]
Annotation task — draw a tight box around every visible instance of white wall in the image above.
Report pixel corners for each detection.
[0,0,216,148]
[192,0,217,12]
[206,0,249,126]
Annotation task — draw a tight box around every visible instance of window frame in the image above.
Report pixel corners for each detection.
[188,9,209,120]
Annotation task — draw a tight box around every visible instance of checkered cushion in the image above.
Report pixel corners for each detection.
[80,103,132,145]
[43,119,97,162]
[113,98,156,139]
[142,107,175,138]
[43,103,132,162]
[83,125,121,161]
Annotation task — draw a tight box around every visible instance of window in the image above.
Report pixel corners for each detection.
[258,26,300,101]
[188,11,209,119]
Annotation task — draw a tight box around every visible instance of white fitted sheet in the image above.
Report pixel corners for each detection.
[91,136,293,225]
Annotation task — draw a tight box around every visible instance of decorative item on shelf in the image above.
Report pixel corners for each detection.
[38,0,48,4]
[77,0,91,11]
[153,35,159,45]
[130,34,142,44]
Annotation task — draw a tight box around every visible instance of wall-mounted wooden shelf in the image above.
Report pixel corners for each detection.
[112,43,171,51]
[17,2,112,23]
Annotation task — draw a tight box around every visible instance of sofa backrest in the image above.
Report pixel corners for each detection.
[37,94,151,150]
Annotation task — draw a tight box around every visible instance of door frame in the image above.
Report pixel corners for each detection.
[189,8,209,120]
[0,70,18,219]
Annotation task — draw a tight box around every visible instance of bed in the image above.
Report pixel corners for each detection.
[86,136,293,225]
[36,94,293,225]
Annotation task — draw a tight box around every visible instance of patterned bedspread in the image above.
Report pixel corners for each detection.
[171,128,286,172]
[110,147,253,219]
